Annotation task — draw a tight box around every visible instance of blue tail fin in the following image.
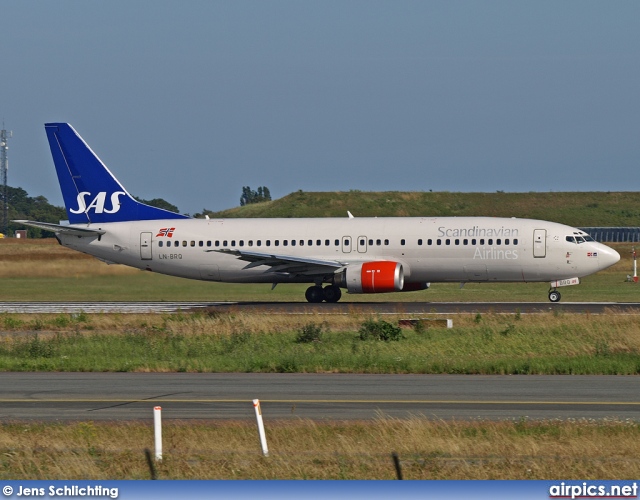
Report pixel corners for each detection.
[45,123,188,224]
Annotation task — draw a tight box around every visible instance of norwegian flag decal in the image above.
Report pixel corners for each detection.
[156,227,175,237]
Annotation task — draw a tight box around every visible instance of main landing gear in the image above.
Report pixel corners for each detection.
[548,289,561,303]
[305,285,342,303]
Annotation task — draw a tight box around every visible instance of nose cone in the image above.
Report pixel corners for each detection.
[597,244,620,270]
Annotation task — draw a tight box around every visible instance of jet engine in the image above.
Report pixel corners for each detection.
[336,261,404,294]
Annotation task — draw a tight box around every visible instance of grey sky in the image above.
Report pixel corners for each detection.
[3,1,639,214]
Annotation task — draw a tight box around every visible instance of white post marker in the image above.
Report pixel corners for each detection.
[633,247,638,283]
[153,406,162,461]
[253,399,269,457]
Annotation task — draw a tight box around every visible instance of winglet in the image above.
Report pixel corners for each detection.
[347,211,354,219]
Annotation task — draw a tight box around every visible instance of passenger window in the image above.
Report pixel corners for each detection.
[335,239,340,246]
[368,239,373,246]
[239,241,244,247]
[360,239,365,246]
[207,241,212,247]
[418,239,423,245]
[223,240,228,246]
[159,241,163,248]
[480,239,485,245]
[182,241,187,247]
[199,241,203,247]
[505,239,509,245]
[325,240,330,246]
[472,239,476,245]
[266,240,271,246]
[275,240,279,246]
[496,239,501,245]
[488,239,493,245]
[384,239,389,245]
[376,239,381,246]
[231,240,236,246]
[284,241,288,246]
[316,240,321,246]
[455,239,460,245]
[437,239,441,245]
[513,239,518,245]
[463,239,468,245]
[291,240,296,247]
[257,241,261,247]
[401,239,405,246]
[446,239,450,245]
[248,241,253,247]
[309,240,313,246]
[428,239,432,245]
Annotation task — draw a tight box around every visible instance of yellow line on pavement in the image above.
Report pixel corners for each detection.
[0,399,638,405]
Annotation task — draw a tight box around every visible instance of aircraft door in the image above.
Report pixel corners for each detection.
[140,232,153,260]
[357,236,367,253]
[533,229,546,258]
[342,236,352,253]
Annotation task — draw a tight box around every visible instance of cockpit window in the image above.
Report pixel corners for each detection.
[566,236,576,243]
[575,236,585,244]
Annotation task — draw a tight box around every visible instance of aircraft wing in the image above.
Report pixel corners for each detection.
[209,249,345,276]
[13,220,106,237]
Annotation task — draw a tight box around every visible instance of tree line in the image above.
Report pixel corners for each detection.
[1,186,181,238]
[2,185,271,238]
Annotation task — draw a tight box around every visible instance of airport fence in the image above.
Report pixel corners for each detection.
[579,227,640,243]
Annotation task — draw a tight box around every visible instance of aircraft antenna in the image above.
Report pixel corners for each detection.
[0,125,12,237]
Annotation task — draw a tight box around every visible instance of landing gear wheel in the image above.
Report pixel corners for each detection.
[323,285,342,303]
[548,290,561,303]
[305,285,325,303]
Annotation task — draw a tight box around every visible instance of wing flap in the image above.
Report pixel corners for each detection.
[207,249,344,276]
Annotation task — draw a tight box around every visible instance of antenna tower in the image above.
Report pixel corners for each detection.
[0,127,11,237]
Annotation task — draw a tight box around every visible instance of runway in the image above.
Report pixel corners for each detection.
[0,301,228,314]
[1,373,638,421]
[1,301,639,314]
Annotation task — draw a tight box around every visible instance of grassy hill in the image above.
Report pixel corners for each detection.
[202,191,640,227]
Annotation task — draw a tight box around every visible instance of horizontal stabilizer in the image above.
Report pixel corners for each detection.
[13,220,106,237]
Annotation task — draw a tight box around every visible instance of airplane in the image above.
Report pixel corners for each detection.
[16,123,620,303]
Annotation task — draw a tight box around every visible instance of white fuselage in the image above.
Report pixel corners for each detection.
[58,216,619,286]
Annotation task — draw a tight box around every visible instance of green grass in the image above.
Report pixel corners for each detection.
[1,312,639,374]
[0,266,633,302]
[205,190,640,227]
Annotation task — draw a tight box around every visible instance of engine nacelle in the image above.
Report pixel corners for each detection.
[337,261,404,294]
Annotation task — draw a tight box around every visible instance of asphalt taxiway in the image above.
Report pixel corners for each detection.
[1,373,638,421]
